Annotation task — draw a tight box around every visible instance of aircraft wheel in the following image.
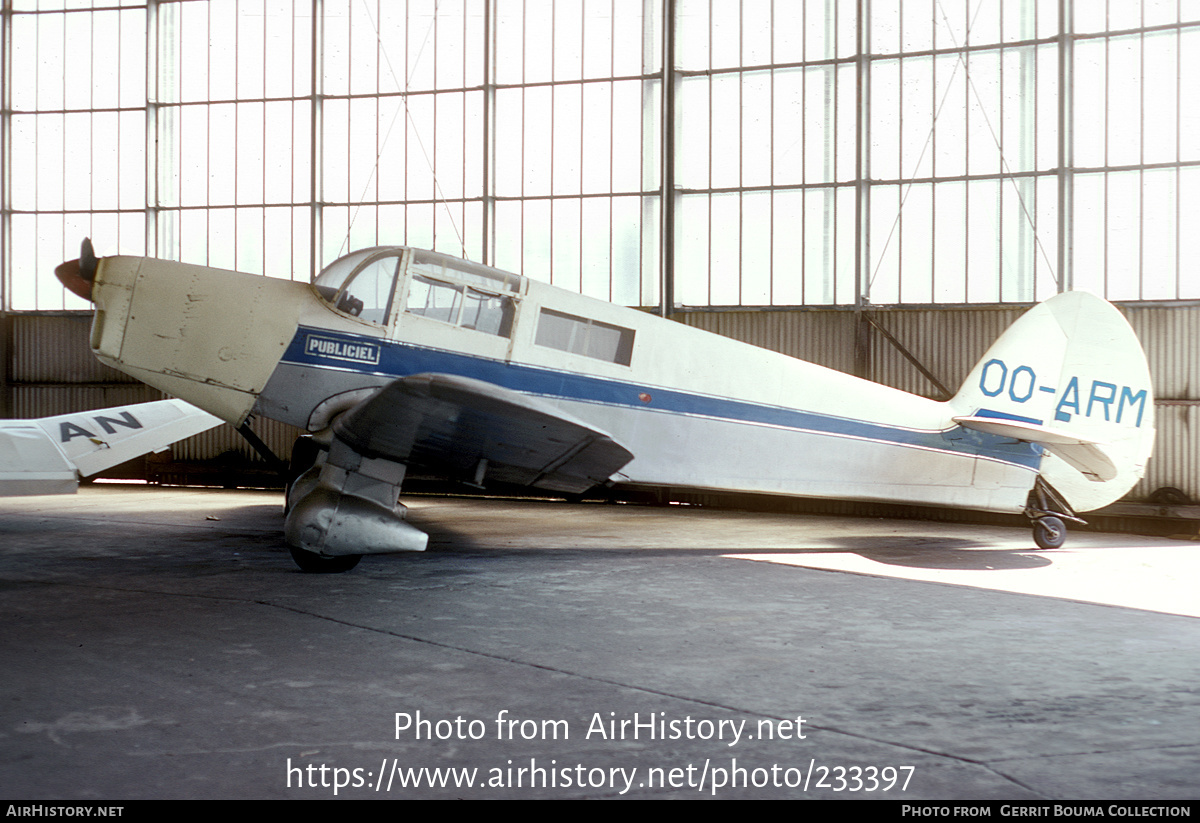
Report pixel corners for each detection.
[284,437,324,515]
[289,436,322,478]
[1032,516,1066,550]
[289,546,362,573]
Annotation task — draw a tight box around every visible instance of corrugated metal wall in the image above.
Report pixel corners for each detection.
[4,305,1197,503]
[1123,305,1200,502]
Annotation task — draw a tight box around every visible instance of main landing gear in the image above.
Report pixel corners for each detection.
[288,545,362,573]
[284,435,365,574]
[1026,476,1085,550]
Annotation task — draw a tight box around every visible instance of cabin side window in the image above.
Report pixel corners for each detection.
[462,288,516,336]
[406,275,515,338]
[534,309,634,366]
[407,276,462,324]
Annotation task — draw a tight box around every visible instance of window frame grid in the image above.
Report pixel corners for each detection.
[3,1,1200,311]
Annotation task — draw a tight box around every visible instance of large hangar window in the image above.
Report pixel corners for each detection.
[2,1,1198,311]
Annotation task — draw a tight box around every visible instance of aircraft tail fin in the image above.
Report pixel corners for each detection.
[949,291,1154,512]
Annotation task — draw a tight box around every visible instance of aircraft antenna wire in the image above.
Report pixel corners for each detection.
[867,0,1058,298]
[340,0,467,260]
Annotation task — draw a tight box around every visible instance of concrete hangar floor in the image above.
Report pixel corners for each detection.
[2,484,1199,800]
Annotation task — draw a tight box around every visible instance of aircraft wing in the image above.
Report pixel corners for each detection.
[0,399,223,496]
[952,415,1117,482]
[332,373,634,494]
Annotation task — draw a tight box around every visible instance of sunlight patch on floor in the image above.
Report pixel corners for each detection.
[727,543,1200,618]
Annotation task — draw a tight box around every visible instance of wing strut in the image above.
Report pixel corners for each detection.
[235,420,290,481]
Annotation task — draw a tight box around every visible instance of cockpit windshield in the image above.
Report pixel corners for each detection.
[313,247,404,323]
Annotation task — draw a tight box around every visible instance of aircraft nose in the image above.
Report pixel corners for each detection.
[55,238,98,301]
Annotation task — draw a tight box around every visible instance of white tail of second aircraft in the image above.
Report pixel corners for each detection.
[948,291,1155,513]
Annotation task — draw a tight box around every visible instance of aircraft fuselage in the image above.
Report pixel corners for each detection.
[78,245,1153,554]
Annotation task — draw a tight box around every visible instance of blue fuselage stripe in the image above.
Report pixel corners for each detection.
[281,327,1042,470]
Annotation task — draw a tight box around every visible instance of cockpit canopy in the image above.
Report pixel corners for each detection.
[313,247,521,337]
[313,247,400,322]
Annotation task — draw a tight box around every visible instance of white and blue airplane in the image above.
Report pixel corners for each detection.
[57,240,1154,571]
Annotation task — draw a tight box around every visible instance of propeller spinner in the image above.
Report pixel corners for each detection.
[55,238,98,301]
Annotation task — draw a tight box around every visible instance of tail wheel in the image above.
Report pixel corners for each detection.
[1033,516,1066,550]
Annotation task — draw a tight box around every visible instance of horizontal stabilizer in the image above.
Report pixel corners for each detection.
[953,415,1117,482]
[0,399,222,496]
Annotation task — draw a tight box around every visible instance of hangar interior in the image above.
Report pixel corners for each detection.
[1,0,1197,525]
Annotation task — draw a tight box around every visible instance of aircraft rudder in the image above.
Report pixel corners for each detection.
[952,291,1154,511]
